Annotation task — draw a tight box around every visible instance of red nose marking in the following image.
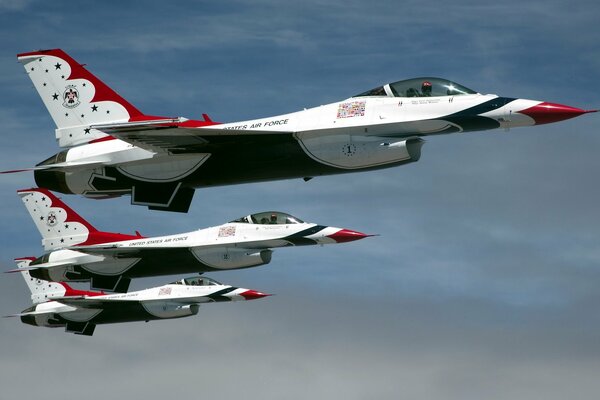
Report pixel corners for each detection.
[327,229,372,243]
[239,290,271,300]
[519,102,596,125]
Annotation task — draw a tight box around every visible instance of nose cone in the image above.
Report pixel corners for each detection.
[519,102,597,125]
[326,229,372,243]
[239,289,271,301]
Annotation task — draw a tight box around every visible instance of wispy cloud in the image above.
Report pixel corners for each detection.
[1,1,600,398]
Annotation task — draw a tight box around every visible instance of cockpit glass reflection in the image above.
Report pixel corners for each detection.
[354,77,476,98]
[230,211,304,225]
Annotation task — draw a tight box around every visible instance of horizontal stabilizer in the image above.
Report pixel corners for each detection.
[92,118,188,132]
[52,296,104,309]
[4,310,43,318]
[5,258,82,274]
[1,160,105,174]
[4,299,83,318]
[5,265,39,274]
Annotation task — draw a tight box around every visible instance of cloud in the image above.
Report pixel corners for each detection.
[0,0,37,12]
[3,292,600,400]
[1,1,600,399]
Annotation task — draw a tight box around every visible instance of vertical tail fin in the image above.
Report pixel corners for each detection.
[15,258,67,304]
[15,258,105,304]
[17,49,146,147]
[18,188,97,251]
[18,188,144,251]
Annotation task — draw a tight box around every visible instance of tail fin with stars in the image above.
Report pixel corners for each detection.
[17,49,147,148]
[17,187,143,251]
[15,257,69,304]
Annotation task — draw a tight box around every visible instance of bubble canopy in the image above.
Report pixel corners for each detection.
[230,211,304,225]
[170,277,221,286]
[354,77,477,98]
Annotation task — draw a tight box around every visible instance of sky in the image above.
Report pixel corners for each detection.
[1,0,600,398]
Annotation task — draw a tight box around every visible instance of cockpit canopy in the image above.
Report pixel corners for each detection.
[171,276,221,286]
[230,211,304,225]
[354,77,477,98]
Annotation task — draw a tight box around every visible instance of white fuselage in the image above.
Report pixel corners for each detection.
[20,50,592,212]
[19,278,266,335]
[58,93,538,173]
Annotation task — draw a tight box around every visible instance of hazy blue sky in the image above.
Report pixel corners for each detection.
[1,1,599,399]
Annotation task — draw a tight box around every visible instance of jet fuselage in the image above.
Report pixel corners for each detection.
[17,188,369,291]
[15,271,268,336]
[15,50,595,212]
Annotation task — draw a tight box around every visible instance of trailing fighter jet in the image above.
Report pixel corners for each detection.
[7,258,269,336]
[9,49,596,212]
[9,188,370,292]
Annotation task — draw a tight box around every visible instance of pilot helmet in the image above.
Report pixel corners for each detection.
[422,81,432,95]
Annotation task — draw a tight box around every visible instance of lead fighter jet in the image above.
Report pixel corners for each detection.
[11,188,370,292]
[8,49,596,212]
[8,258,269,336]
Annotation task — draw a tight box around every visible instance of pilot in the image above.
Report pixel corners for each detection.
[406,88,418,97]
[371,86,386,96]
[421,81,432,96]
[270,213,278,224]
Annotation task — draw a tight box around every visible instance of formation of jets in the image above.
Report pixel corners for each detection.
[4,49,596,335]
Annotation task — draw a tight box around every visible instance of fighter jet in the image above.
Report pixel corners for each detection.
[9,49,596,212]
[8,258,269,336]
[10,188,369,292]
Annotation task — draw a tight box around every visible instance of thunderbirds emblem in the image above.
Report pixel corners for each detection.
[46,211,57,226]
[62,85,80,108]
